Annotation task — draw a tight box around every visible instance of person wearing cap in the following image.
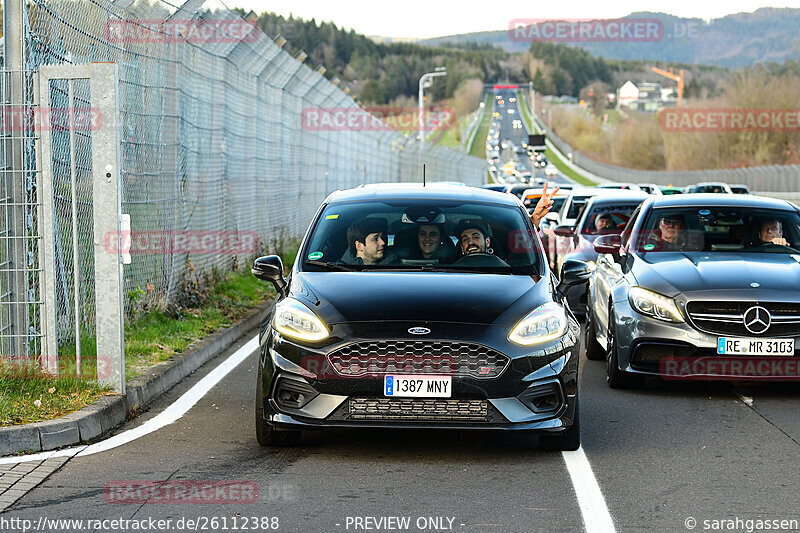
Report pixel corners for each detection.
[342,218,397,265]
[594,214,614,231]
[455,219,493,256]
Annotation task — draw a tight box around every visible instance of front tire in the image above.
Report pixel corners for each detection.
[539,394,580,451]
[256,361,301,446]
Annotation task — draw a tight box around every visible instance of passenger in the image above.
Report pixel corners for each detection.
[757,218,789,246]
[594,214,614,231]
[341,218,397,265]
[455,219,493,256]
[415,223,451,260]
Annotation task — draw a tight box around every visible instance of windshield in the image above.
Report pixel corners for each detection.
[579,202,642,235]
[633,206,800,253]
[301,200,543,273]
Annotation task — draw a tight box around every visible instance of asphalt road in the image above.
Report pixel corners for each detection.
[5,326,799,533]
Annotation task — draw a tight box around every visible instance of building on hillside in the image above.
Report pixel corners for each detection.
[616,80,677,112]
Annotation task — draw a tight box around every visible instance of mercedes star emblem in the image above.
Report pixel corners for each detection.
[743,306,771,335]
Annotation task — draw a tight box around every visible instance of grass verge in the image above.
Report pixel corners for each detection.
[468,94,492,158]
[1,245,297,427]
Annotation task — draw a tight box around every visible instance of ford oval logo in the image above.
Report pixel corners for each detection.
[408,327,430,335]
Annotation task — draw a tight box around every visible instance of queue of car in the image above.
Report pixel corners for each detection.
[251,175,797,453]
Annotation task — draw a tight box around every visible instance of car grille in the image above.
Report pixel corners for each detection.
[327,341,509,379]
[336,398,503,422]
[685,301,800,337]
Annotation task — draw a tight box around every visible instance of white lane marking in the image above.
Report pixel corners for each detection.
[562,446,616,533]
[0,446,86,465]
[1,335,259,464]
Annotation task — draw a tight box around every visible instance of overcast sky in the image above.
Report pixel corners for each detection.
[224,1,799,39]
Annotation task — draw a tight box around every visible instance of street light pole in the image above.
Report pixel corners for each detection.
[418,67,446,178]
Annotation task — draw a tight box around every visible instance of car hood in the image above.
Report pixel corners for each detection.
[632,252,800,299]
[291,271,550,327]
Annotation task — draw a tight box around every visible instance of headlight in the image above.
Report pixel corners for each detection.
[273,298,329,342]
[508,302,567,346]
[628,287,684,323]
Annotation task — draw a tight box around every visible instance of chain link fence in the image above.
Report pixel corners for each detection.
[534,114,800,192]
[1,0,487,358]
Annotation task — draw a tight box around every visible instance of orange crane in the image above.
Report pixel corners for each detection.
[651,66,684,107]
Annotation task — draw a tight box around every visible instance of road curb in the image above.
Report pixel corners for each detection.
[0,302,269,457]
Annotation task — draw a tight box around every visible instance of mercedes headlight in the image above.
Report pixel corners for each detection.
[273,298,329,342]
[509,302,567,346]
[628,287,684,323]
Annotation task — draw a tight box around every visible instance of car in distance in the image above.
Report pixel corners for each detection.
[253,184,591,450]
[585,194,800,387]
[731,184,751,194]
[637,183,663,195]
[685,182,733,194]
[660,186,684,195]
[544,163,558,176]
[596,183,644,192]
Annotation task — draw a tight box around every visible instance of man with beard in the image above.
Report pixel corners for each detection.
[455,219,493,256]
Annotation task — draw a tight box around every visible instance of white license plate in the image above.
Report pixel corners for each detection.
[717,337,795,356]
[384,375,451,397]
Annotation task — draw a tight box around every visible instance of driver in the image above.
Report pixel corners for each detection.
[594,214,614,231]
[455,219,493,256]
[758,218,789,246]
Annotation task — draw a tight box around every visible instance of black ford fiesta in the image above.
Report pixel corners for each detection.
[253,184,590,450]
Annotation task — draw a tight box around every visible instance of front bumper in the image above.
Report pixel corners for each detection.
[259,320,581,433]
[612,299,800,381]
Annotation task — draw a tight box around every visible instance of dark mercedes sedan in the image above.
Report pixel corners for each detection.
[586,194,800,387]
[252,184,590,450]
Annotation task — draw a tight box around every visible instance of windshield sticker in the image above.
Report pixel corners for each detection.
[308,251,323,260]
[325,214,339,220]
[643,244,655,251]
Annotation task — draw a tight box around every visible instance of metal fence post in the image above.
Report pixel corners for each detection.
[90,63,125,393]
[3,0,29,360]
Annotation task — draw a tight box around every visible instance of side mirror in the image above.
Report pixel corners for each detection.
[544,211,560,222]
[557,259,592,296]
[252,255,287,295]
[593,234,622,255]
[553,225,575,237]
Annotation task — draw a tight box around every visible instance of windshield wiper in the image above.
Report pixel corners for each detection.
[305,260,360,271]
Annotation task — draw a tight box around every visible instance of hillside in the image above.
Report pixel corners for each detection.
[421,8,800,68]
